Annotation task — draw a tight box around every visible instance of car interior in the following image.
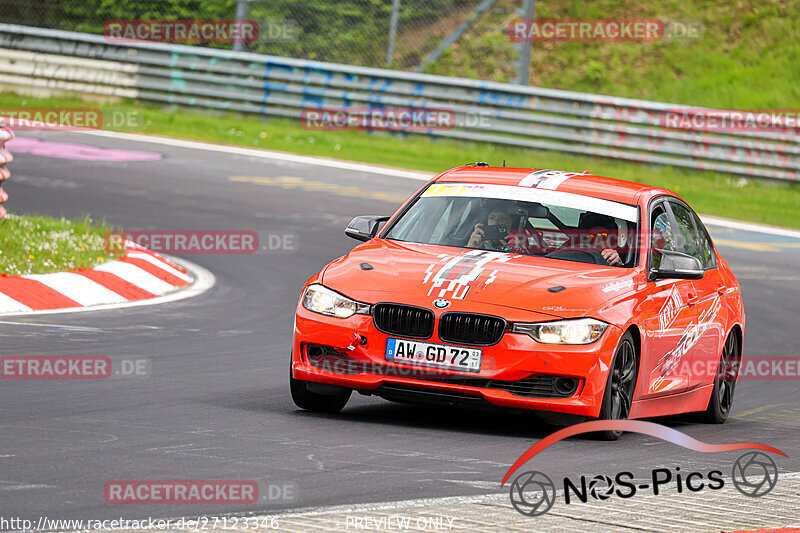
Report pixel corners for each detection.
[385,195,639,267]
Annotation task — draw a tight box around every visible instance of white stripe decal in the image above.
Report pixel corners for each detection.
[93,261,175,295]
[127,252,192,282]
[423,183,639,222]
[0,292,33,313]
[518,169,577,188]
[21,272,127,306]
[537,173,574,190]
[518,170,550,187]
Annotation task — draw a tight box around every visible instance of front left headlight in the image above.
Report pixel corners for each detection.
[302,284,370,319]
[512,318,608,344]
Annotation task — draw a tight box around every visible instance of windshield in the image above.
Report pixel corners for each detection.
[384,183,640,267]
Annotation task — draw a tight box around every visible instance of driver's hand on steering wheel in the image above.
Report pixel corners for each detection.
[601,248,622,266]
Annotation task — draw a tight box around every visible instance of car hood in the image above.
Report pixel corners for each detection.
[321,240,637,320]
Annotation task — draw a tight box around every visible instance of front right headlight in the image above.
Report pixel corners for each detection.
[512,318,608,344]
[302,284,370,319]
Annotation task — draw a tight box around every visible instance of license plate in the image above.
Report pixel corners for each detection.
[385,338,481,373]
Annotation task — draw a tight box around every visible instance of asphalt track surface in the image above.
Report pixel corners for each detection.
[1,130,799,524]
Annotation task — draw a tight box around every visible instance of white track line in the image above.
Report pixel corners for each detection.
[79,129,432,180]
[61,130,800,239]
[21,272,127,306]
[0,321,102,331]
[0,256,215,317]
[700,215,800,240]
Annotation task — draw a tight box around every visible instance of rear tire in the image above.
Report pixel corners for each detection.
[596,331,638,441]
[289,356,351,413]
[698,332,739,424]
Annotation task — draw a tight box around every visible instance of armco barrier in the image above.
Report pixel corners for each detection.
[0,23,797,181]
[0,125,12,218]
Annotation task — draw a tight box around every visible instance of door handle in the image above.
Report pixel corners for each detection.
[716,284,726,296]
[687,293,700,307]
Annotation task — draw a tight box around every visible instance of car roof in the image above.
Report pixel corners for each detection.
[434,166,678,205]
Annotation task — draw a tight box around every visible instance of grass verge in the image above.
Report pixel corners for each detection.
[424,0,800,110]
[4,92,799,229]
[0,213,121,275]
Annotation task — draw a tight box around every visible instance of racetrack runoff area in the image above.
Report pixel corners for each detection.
[63,474,800,532]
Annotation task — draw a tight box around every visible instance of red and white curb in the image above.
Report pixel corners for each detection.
[0,241,214,315]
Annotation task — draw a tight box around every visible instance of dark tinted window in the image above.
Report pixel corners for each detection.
[684,206,716,269]
[670,202,703,261]
[669,202,715,268]
[650,202,678,270]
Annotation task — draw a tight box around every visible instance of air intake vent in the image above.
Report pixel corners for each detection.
[438,313,506,346]
[487,375,579,398]
[373,303,434,339]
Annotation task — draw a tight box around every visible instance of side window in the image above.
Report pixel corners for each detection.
[690,211,717,269]
[547,206,580,226]
[650,202,677,270]
[669,202,704,265]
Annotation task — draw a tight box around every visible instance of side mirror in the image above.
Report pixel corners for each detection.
[649,249,704,280]
[345,215,390,242]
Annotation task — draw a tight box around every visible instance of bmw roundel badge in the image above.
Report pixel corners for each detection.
[433,299,450,309]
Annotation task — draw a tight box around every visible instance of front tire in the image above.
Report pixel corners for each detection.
[698,332,739,423]
[289,358,351,413]
[597,331,638,440]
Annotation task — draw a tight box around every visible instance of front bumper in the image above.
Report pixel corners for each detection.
[292,305,623,418]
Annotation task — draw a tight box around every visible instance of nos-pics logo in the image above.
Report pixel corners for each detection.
[502,420,785,517]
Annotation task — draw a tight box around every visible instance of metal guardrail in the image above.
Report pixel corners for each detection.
[0,127,12,218]
[0,23,797,182]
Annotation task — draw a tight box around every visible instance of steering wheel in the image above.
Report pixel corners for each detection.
[546,245,608,265]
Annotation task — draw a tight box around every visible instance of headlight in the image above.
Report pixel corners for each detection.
[302,284,370,319]
[512,318,608,344]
